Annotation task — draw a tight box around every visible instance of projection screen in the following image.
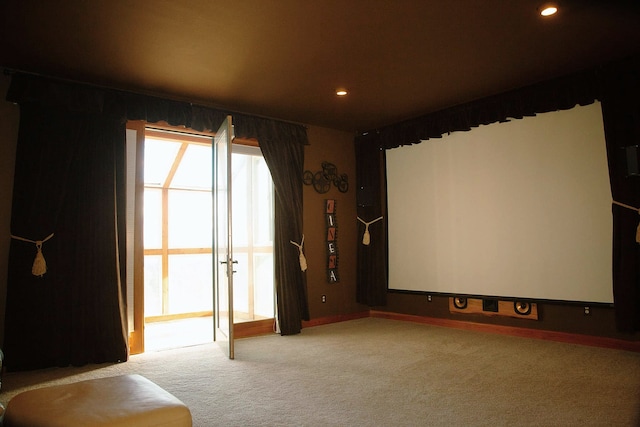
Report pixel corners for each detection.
[386,102,613,303]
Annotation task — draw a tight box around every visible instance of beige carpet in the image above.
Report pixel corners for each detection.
[1,317,639,426]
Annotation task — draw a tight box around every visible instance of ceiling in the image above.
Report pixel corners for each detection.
[1,0,639,133]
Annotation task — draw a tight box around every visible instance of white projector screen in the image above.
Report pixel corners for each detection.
[386,102,613,303]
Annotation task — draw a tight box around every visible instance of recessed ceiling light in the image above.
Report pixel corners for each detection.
[539,3,558,16]
[336,89,348,96]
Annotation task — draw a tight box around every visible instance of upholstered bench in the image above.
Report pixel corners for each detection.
[3,374,192,427]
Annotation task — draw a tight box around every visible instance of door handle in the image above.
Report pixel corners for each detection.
[220,260,238,273]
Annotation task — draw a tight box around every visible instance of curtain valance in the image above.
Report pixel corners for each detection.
[360,60,609,149]
[5,72,308,143]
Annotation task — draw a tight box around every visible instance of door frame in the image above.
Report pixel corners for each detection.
[127,120,146,355]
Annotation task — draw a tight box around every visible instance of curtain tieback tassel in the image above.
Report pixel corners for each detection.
[612,201,640,243]
[357,216,384,245]
[10,233,55,276]
[289,234,307,272]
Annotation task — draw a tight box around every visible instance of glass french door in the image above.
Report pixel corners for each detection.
[128,118,273,356]
[213,116,235,359]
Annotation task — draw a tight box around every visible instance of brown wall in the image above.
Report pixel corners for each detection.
[303,125,368,319]
[0,75,19,347]
[376,293,640,341]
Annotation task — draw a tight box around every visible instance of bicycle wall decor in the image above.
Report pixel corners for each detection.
[303,161,349,194]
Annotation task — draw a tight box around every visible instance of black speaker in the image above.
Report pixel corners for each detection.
[622,145,639,177]
[453,297,467,309]
[514,301,532,316]
[482,299,499,312]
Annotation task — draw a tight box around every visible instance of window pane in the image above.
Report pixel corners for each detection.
[144,255,163,316]
[231,153,249,247]
[144,138,181,186]
[168,189,212,248]
[254,253,274,318]
[232,252,249,317]
[168,254,213,314]
[144,189,162,248]
[172,144,212,190]
[253,157,274,246]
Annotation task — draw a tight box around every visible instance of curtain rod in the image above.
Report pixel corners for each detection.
[2,67,309,129]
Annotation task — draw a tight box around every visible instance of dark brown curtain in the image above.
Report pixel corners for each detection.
[600,58,640,333]
[3,102,128,371]
[354,55,640,333]
[5,73,310,362]
[375,67,600,149]
[355,136,387,307]
[234,115,310,335]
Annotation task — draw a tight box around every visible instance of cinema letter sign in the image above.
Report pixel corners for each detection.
[325,199,339,283]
